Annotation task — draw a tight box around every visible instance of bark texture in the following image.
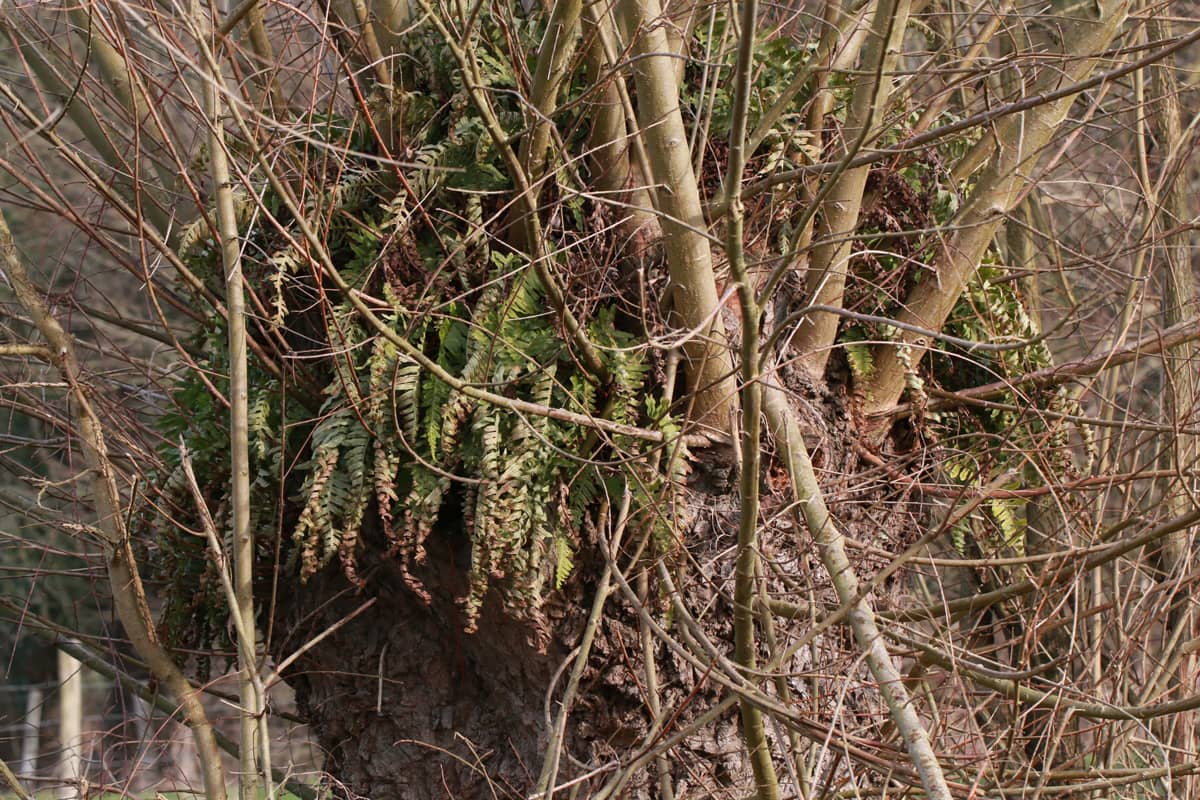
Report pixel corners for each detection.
[276,530,561,799]
[273,471,770,800]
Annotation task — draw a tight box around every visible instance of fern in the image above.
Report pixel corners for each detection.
[155,6,672,647]
[933,258,1087,558]
[294,441,341,580]
[846,342,874,379]
[990,497,1026,555]
[553,536,574,590]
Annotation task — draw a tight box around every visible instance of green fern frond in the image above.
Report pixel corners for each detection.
[248,390,274,461]
[846,343,874,379]
[553,536,574,589]
[162,9,667,642]
[990,497,1026,555]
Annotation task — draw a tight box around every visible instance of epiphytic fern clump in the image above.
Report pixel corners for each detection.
[148,9,685,644]
[284,256,656,633]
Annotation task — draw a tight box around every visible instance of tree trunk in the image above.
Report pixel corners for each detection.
[273,465,772,799]
[275,534,562,799]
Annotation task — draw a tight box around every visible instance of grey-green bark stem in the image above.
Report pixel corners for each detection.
[858,1,1131,417]
[521,0,583,182]
[1,14,175,236]
[790,0,909,379]
[66,7,181,197]
[580,2,660,255]
[620,0,738,434]
[200,36,266,799]
[761,377,952,800]
[743,0,873,159]
[725,0,780,794]
[731,9,1196,213]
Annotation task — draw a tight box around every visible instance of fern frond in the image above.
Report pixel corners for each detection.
[846,343,874,379]
[553,536,574,589]
[989,497,1026,555]
[293,445,341,581]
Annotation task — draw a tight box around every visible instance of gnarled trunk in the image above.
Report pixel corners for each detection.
[274,488,763,799]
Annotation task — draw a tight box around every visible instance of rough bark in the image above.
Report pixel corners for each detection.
[272,507,762,800]
[266,366,955,800]
[276,542,562,799]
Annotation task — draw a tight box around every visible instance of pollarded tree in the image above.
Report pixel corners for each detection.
[1,1,1199,798]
